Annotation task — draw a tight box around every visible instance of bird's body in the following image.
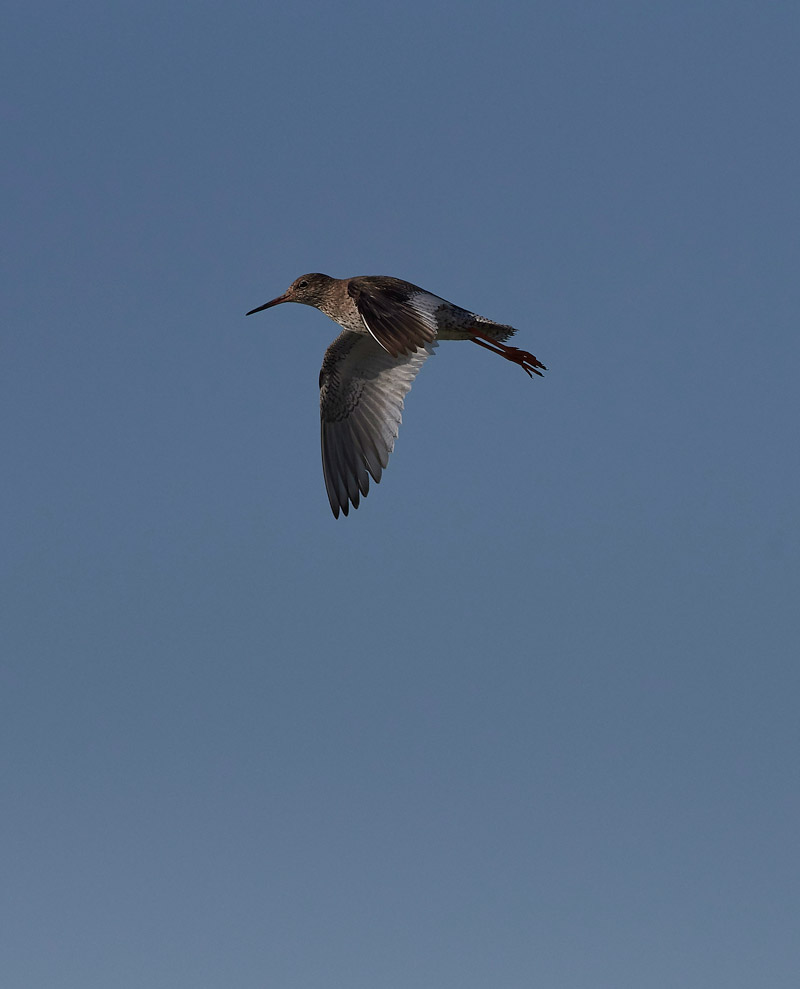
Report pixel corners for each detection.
[246,273,546,518]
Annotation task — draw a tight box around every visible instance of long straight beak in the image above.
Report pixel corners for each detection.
[245,293,289,316]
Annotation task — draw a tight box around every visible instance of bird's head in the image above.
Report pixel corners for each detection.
[246,273,335,315]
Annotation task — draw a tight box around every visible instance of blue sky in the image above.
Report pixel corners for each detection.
[3,2,799,986]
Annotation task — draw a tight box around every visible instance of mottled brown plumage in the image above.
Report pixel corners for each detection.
[246,273,546,518]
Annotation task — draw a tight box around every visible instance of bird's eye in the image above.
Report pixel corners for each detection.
[298,279,309,289]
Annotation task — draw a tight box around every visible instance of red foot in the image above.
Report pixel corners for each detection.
[470,331,547,378]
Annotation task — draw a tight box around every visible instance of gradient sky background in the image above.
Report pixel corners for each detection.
[3,2,799,987]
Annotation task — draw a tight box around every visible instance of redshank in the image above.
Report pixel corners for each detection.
[246,273,546,518]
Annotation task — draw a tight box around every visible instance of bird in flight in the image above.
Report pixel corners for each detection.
[246,273,546,518]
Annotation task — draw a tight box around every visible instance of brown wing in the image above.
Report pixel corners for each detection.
[348,278,440,358]
[319,331,436,518]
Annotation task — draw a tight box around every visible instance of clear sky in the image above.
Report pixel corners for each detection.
[3,2,799,987]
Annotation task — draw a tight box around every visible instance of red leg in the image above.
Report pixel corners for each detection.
[470,330,547,378]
